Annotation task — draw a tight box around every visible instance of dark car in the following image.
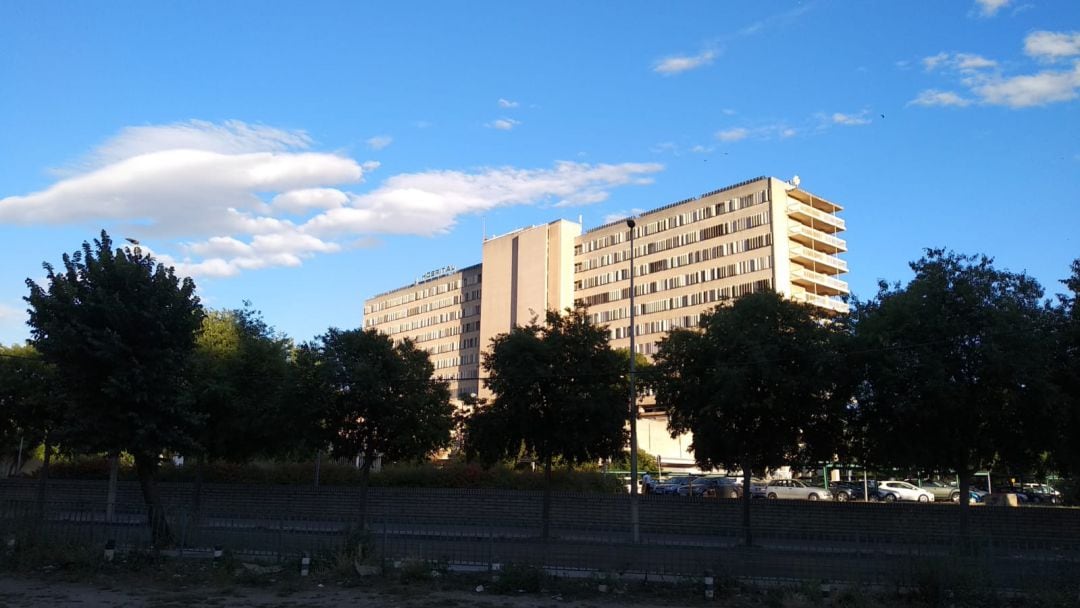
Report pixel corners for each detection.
[677,475,743,499]
[830,481,872,502]
[652,475,697,495]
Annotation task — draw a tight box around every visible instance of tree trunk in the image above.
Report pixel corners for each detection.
[105,452,119,524]
[957,469,972,546]
[134,452,172,547]
[541,456,553,541]
[741,464,753,547]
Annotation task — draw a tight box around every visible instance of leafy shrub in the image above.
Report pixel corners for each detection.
[40,457,624,492]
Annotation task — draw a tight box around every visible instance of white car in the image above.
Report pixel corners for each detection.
[877,480,935,502]
[761,479,832,501]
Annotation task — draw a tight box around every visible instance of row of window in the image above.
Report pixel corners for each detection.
[575,234,773,307]
[575,189,769,256]
[434,352,480,370]
[366,274,478,314]
[607,278,774,341]
[576,206,770,275]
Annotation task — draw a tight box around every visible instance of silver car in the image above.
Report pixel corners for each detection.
[762,479,832,501]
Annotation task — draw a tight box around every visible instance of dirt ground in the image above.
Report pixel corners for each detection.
[0,573,727,608]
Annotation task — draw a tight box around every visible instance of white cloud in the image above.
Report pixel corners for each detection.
[923,52,997,73]
[302,161,664,237]
[908,89,973,107]
[973,0,1010,17]
[780,128,798,138]
[488,118,521,131]
[654,49,717,75]
[366,135,393,150]
[650,142,679,154]
[1025,31,1080,62]
[715,127,749,142]
[1,120,663,279]
[832,112,871,126]
[690,144,715,153]
[497,98,519,108]
[972,62,1080,107]
[271,188,349,213]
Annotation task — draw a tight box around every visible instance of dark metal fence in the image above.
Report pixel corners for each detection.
[2,480,1078,592]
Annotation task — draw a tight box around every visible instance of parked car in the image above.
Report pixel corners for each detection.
[761,479,832,501]
[652,475,697,495]
[1022,483,1063,504]
[909,480,962,502]
[682,475,743,498]
[830,481,873,502]
[877,480,935,502]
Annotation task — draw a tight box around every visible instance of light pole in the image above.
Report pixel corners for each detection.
[626,218,640,543]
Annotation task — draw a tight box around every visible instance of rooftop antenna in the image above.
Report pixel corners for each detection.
[578,214,583,227]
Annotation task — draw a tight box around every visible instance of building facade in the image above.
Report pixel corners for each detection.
[362,176,848,468]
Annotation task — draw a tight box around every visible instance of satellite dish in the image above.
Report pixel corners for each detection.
[791,175,801,187]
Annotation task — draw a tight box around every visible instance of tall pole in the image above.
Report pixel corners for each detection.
[626,219,640,543]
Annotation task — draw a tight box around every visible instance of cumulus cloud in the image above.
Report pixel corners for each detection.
[1025,31,1080,62]
[0,120,664,278]
[302,161,664,237]
[366,135,393,150]
[923,52,997,73]
[972,63,1080,107]
[715,127,749,142]
[488,118,521,131]
[654,49,717,75]
[973,0,1010,17]
[974,0,1010,17]
[913,32,1080,109]
[497,98,519,108]
[908,89,973,107]
[832,112,871,126]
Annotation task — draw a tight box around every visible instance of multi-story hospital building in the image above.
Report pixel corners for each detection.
[362,176,848,468]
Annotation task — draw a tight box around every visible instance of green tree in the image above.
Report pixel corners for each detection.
[464,308,627,539]
[853,250,1054,535]
[652,291,850,546]
[296,327,453,527]
[188,306,294,517]
[24,231,204,545]
[0,344,60,477]
[1050,259,1080,477]
[190,306,293,463]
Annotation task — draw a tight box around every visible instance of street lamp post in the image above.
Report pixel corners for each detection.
[626,219,640,543]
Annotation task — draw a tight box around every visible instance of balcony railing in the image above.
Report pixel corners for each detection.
[789,244,848,275]
[786,201,845,233]
[789,224,847,253]
[793,291,850,314]
[791,266,849,295]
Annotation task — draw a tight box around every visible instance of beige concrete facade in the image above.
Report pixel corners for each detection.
[362,264,483,399]
[362,176,848,469]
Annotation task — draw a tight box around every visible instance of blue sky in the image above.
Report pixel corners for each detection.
[1,1,1078,345]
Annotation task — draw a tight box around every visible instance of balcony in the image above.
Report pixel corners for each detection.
[786,200,845,233]
[789,224,847,254]
[792,291,850,314]
[791,265,849,296]
[789,244,847,275]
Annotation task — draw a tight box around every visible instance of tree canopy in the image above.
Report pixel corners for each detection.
[190,306,294,463]
[24,230,204,544]
[464,307,628,538]
[0,344,59,476]
[853,250,1054,529]
[296,327,453,524]
[653,290,850,545]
